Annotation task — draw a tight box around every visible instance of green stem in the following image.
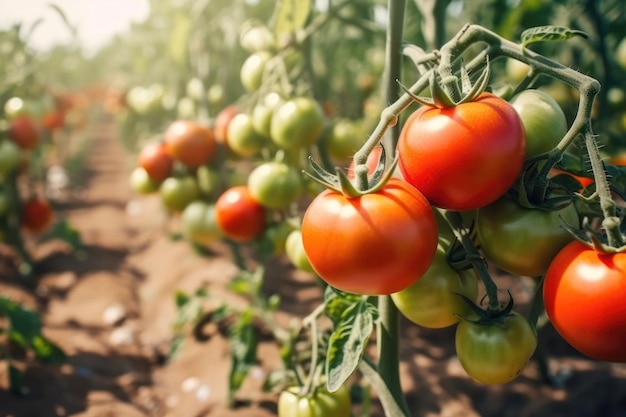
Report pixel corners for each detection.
[359,356,409,417]
[374,0,411,415]
[442,209,501,312]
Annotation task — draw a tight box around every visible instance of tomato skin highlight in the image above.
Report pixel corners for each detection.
[301,178,438,295]
[455,311,537,384]
[398,93,526,211]
[544,241,626,362]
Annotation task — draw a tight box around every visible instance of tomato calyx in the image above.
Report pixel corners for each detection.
[400,57,491,109]
[456,290,516,326]
[304,146,397,197]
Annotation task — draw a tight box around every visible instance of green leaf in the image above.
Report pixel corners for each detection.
[228,310,257,399]
[272,0,312,39]
[40,220,84,252]
[521,25,588,51]
[326,297,378,393]
[323,286,360,325]
[2,298,42,347]
[31,335,66,364]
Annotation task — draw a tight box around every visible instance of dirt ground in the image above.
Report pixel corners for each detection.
[1,115,626,417]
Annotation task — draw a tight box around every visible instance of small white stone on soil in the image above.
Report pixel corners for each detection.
[103,304,127,325]
[181,377,200,393]
[109,327,134,345]
[195,384,211,403]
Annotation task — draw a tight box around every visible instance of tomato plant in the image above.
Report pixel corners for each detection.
[129,167,159,194]
[215,186,266,243]
[543,241,626,362]
[398,92,526,211]
[509,89,567,157]
[21,197,53,234]
[301,178,438,295]
[476,196,579,277]
[247,161,303,209]
[277,385,351,417]
[0,140,22,178]
[240,51,273,93]
[163,120,216,168]
[214,105,239,147]
[138,142,174,183]
[326,119,366,162]
[270,97,325,150]
[455,312,537,384]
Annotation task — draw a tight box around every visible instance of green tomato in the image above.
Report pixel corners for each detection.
[455,311,537,384]
[391,238,478,329]
[285,229,315,273]
[0,139,22,179]
[226,113,268,157]
[240,51,273,93]
[252,93,284,138]
[270,97,325,150]
[260,221,293,255]
[476,195,579,277]
[129,167,159,194]
[196,165,220,197]
[247,161,302,209]
[510,89,567,157]
[159,176,200,213]
[239,21,275,52]
[326,119,366,162]
[182,201,222,247]
[278,385,351,417]
[186,77,205,101]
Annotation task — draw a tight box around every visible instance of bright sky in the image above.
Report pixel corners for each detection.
[0,0,150,53]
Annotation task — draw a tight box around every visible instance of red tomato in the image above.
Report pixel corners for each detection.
[398,93,526,210]
[21,197,53,233]
[214,105,239,147]
[163,120,216,167]
[41,109,65,131]
[9,116,41,150]
[544,241,626,362]
[138,142,174,183]
[301,178,438,295]
[215,186,266,242]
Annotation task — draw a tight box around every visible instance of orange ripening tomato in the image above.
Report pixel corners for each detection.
[215,186,266,243]
[163,120,216,167]
[301,178,438,295]
[138,142,174,183]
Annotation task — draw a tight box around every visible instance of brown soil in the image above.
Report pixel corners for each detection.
[1,115,626,417]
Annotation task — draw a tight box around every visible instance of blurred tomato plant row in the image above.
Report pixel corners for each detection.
[3,0,626,415]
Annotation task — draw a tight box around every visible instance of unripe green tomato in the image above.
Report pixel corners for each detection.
[270,97,325,150]
[196,165,220,197]
[285,229,315,273]
[226,113,267,157]
[182,201,222,247]
[505,59,530,84]
[207,84,225,106]
[252,93,284,138]
[239,21,276,53]
[240,51,273,93]
[261,222,292,255]
[247,161,303,209]
[0,139,22,179]
[159,176,200,213]
[510,89,567,157]
[129,166,159,194]
[186,77,205,101]
[326,119,366,162]
[177,96,197,119]
[278,385,351,417]
[391,240,478,329]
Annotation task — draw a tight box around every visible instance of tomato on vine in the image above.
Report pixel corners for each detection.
[159,176,200,213]
[247,161,303,209]
[277,385,351,417]
[9,115,41,150]
[476,196,579,277]
[543,241,626,362]
[138,142,174,183]
[270,97,325,150]
[163,120,216,168]
[21,197,53,233]
[301,178,438,295]
[455,311,537,384]
[398,92,525,211]
[215,186,266,243]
